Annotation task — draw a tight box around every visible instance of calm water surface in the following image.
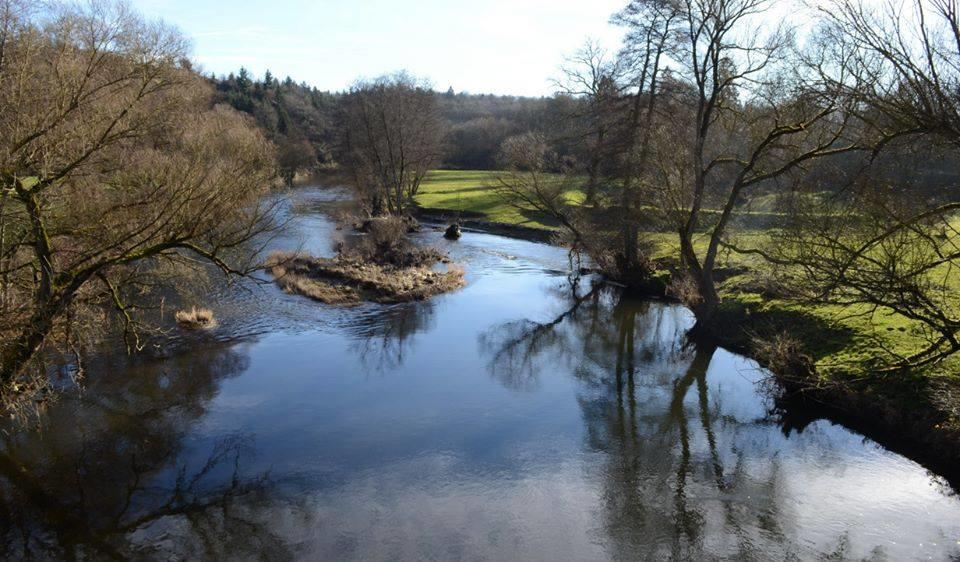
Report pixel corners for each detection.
[2,186,959,560]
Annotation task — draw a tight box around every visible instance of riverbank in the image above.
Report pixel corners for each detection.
[710,300,960,489]
[413,171,960,487]
[414,207,557,244]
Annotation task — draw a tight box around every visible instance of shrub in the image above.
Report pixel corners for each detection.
[175,307,216,330]
[752,332,814,382]
[350,216,444,268]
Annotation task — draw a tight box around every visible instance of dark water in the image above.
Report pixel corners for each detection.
[2,187,959,561]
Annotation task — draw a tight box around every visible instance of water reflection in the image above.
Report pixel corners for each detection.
[0,343,289,559]
[479,283,960,559]
[341,301,436,373]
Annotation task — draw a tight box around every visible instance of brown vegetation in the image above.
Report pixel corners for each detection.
[175,307,217,330]
[0,2,276,407]
[337,72,444,215]
[267,252,464,305]
[350,216,441,266]
[270,217,463,304]
[751,332,815,384]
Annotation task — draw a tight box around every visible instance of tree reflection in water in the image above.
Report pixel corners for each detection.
[0,342,291,560]
[478,281,863,559]
[342,301,436,373]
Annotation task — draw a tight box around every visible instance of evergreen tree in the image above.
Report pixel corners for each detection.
[237,67,252,91]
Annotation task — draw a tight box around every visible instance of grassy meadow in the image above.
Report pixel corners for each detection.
[415,170,573,229]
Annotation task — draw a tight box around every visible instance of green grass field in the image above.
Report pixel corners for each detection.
[415,170,567,229]
[414,169,960,388]
[416,170,801,230]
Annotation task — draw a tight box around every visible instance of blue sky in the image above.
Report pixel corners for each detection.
[129,0,627,96]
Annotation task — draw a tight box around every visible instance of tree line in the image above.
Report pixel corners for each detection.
[212,69,587,183]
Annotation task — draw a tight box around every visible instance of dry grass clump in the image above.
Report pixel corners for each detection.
[349,215,444,268]
[355,214,420,235]
[666,273,703,307]
[175,307,217,329]
[752,332,814,383]
[266,251,465,305]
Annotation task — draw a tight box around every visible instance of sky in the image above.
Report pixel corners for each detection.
[128,0,628,96]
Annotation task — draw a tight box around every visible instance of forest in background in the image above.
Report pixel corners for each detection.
[211,69,559,179]
[212,68,960,202]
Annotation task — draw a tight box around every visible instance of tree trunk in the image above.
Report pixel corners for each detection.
[617,172,642,281]
[621,220,639,275]
[692,269,720,327]
[678,227,720,331]
[585,166,599,206]
[0,187,87,384]
[0,306,57,384]
[0,193,7,315]
[371,193,385,216]
[585,130,604,206]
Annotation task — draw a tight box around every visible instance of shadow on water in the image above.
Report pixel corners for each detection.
[478,281,960,560]
[339,301,437,373]
[0,342,293,560]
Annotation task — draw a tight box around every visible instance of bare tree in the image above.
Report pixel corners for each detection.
[744,184,960,370]
[496,132,576,224]
[497,0,682,285]
[554,40,624,206]
[656,0,859,328]
[337,72,444,216]
[817,0,960,146]
[734,0,960,369]
[0,2,276,399]
[609,0,683,277]
[277,138,316,186]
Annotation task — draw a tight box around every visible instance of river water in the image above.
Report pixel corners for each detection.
[1,186,959,560]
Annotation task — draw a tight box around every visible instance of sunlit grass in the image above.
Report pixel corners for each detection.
[415,170,575,229]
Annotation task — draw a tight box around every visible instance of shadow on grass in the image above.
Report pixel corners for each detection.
[427,170,499,180]
[714,297,858,363]
[517,208,562,228]
[423,185,498,195]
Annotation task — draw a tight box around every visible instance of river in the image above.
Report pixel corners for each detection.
[1,186,958,560]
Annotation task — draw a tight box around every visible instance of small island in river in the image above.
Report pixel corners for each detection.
[267,251,465,305]
[266,216,465,305]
